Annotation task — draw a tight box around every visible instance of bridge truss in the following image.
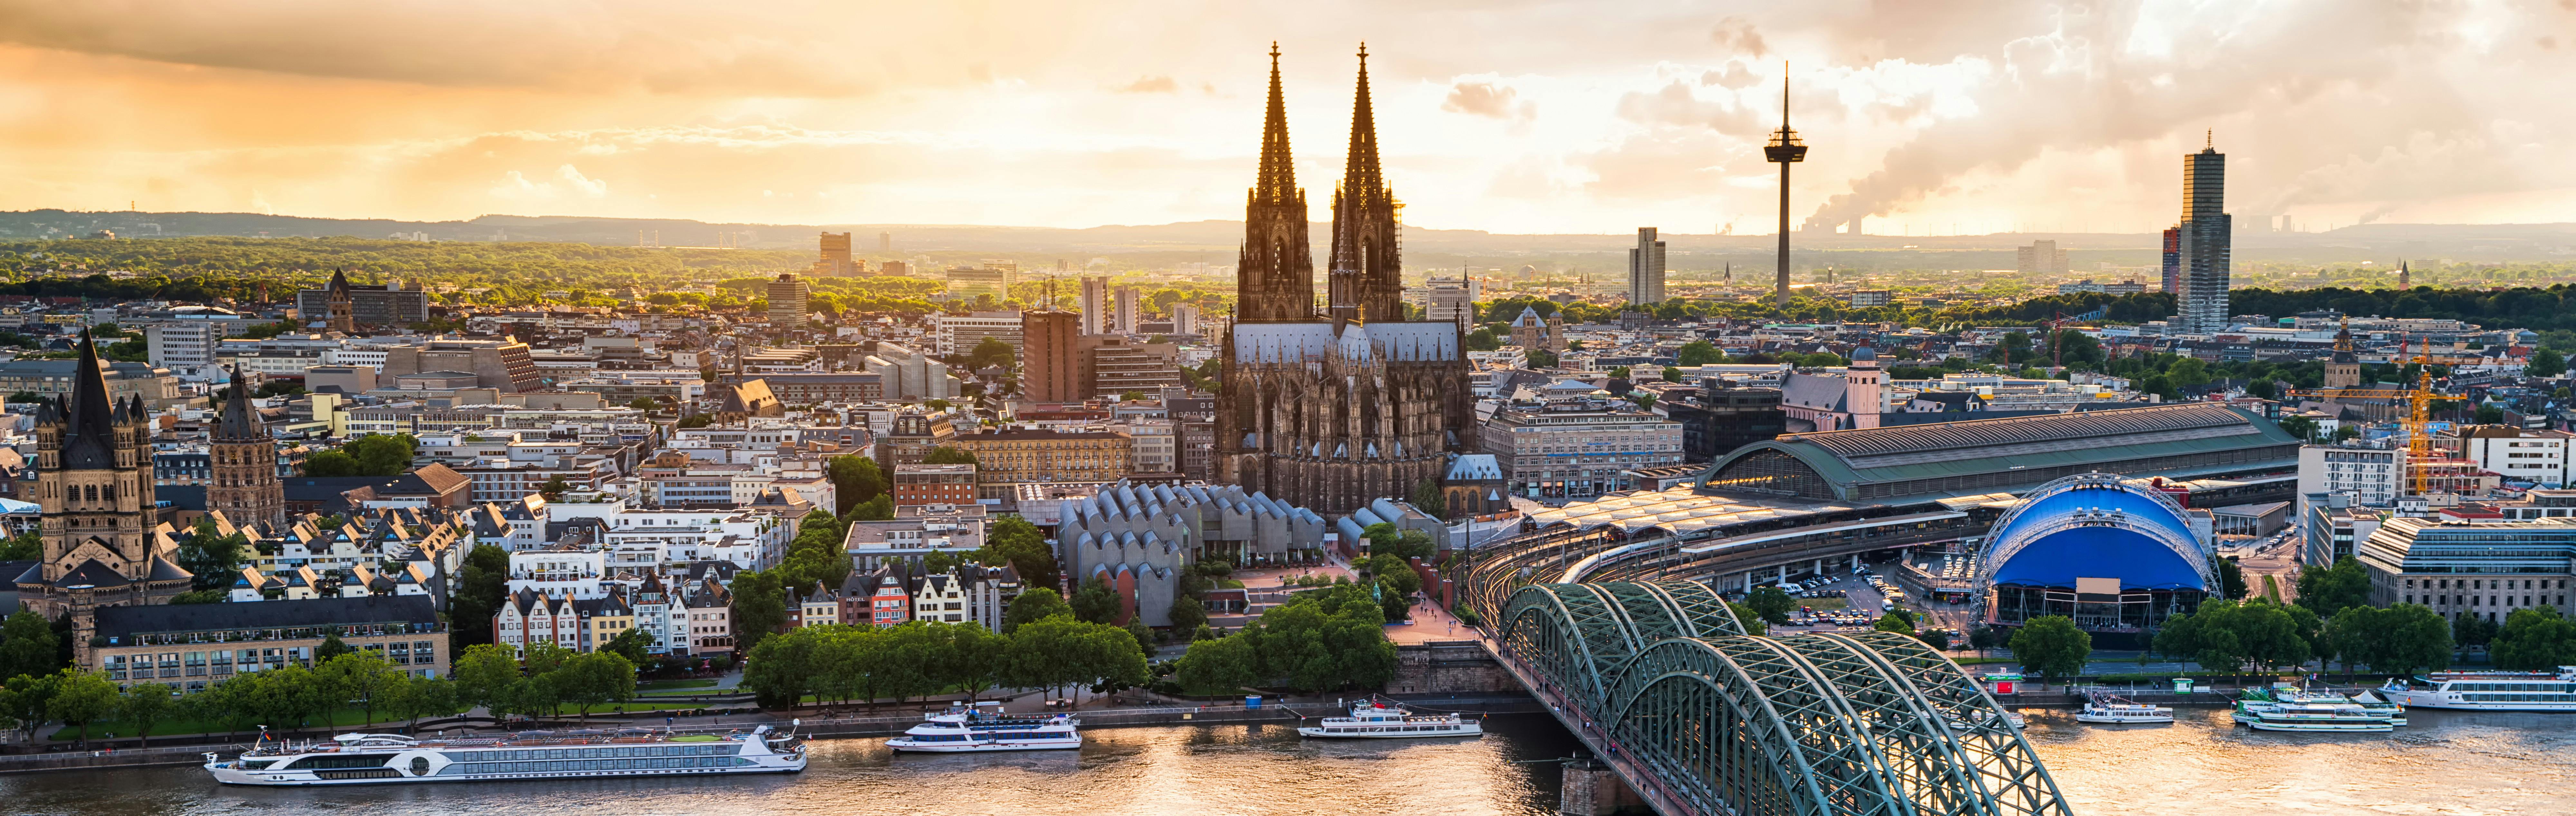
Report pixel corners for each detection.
[1488,581,2073,816]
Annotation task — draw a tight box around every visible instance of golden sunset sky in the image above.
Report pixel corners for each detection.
[5,1,2575,234]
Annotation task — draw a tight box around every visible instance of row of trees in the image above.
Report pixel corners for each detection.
[450,643,639,723]
[1173,583,1399,694]
[739,613,1146,709]
[8,647,458,747]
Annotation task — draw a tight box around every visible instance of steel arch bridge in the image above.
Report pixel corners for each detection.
[1492,581,2073,816]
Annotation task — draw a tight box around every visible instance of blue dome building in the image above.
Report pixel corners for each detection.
[1973,473,2214,633]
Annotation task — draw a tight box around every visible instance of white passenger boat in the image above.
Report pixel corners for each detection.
[886,702,1083,753]
[1298,701,1483,739]
[2231,701,2394,732]
[2074,697,2174,725]
[1945,709,2027,732]
[205,727,805,785]
[2380,667,2576,712]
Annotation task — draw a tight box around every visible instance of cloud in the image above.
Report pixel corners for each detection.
[1711,16,1768,58]
[1443,81,1534,121]
[1118,76,1179,93]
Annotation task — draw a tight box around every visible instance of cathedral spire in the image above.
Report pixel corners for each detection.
[1341,43,1383,208]
[1254,42,1296,205]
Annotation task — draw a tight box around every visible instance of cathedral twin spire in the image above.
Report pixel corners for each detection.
[1236,42,1402,324]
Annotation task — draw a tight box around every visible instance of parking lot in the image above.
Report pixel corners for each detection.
[1772,568,1897,631]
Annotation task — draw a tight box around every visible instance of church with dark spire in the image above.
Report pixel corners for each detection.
[1216,44,1474,516]
[13,331,189,663]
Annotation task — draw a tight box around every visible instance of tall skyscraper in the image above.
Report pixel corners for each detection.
[1235,43,1318,323]
[2159,227,2181,294]
[2172,139,2232,333]
[818,232,853,275]
[1079,276,1109,335]
[1021,309,1083,403]
[1325,45,1405,324]
[877,231,892,253]
[1764,72,1807,309]
[2015,239,2068,276]
[1626,227,1666,305]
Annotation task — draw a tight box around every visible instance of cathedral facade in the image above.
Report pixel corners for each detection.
[13,333,189,663]
[1215,46,1474,516]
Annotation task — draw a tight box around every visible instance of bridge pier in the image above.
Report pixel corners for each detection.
[1561,759,1652,815]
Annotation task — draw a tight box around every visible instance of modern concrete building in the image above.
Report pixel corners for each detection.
[145,322,222,369]
[2016,240,2069,276]
[380,337,544,393]
[1626,227,1666,306]
[2359,515,2576,623]
[766,273,810,327]
[2297,444,2407,509]
[931,311,1024,358]
[2171,142,2232,334]
[1022,308,1084,404]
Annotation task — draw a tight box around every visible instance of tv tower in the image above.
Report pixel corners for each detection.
[1763,66,1807,309]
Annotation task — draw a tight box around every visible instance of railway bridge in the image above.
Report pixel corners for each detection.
[1464,534,2073,816]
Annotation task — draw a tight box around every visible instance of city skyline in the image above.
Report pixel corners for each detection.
[9,2,2576,234]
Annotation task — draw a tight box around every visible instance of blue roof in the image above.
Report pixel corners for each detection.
[1987,483,2193,548]
[1989,526,2207,591]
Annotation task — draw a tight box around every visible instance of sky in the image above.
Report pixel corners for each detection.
[5,0,2576,236]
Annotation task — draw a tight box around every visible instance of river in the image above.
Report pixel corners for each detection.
[3,709,2570,815]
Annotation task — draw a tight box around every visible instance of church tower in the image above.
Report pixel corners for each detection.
[324,268,356,333]
[2324,318,2362,389]
[1233,44,1316,324]
[17,332,186,663]
[208,368,286,530]
[1326,44,1404,324]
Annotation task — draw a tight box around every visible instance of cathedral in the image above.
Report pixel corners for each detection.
[1215,45,1474,516]
[210,368,288,530]
[13,332,190,660]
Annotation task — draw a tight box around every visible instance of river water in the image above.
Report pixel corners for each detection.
[3,709,2570,815]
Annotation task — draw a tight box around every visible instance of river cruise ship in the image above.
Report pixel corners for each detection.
[205,727,806,785]
[2074,698,2174,725]
[886,702,1083,753]
[1298,701,1482,739]
[2231,700,2394,732]
[2380,667,2576,711]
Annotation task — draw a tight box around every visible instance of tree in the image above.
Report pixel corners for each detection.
[451,643,523,714]
[449,544,511,646]
[730,570,789,653]
[2527,347,2567,379]
[2494,606,2576,671]
[1006,588,1073,633]
[2325,604,2452,679]
[0,610,62,681]
[1676,340,1722,367]
[1072,576,1122,625]
[2294,556,2373,620]
[850,495,895,521]
[318,651,403,725]
[2008,616,2092,683]
[0,531,38,560]
[743,628,822,708]
[1726,602,1767,636]
[556,652,638,723]
[827,455,888,515]
[1744,586,1796,625]
[315,632,358,662]
[1174,633,1260,691]
[2155,599,2312,673]
[1875,607,1917,635]
[984,514,1061,599]
[1166,592,1208,632]
[46,670,118,746]
[2219,559,2249,600]
[538,474,572,500]
[1969,625,2006,657]
[0,671,56,743]
[1409,477,1447,520]
[1125,618,1157,655]
[180,519,249,591]
[116,681,176,746]
[396,677,459,731]
[921,446,978,465]
[604,627,653,664]
[2277,414,2319,442]
[2474,404,2505,425]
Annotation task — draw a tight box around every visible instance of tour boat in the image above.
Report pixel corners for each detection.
[1298,700,1483,739]
[2073,697,2174,725]
[886,702,1083,753]
[2380,667,2576,712]
[2240,686,2407,727]
[2231,700,2395,732]
[1945,709,2027,732]
[205,727,806,785]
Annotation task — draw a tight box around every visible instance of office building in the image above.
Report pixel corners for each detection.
[767,273,810,327]
[2016,239,2069,276]
[817,232,857,276]
[1169,303,1199,336]
[1420,276,1478,324]
[1022,309,1084,403]
[2159,228,2181,294]
[878,231,892,253]
[1113,286,1140,334]
[930,311,1025,358]
[92,596,449,689]
[1479,399,1687,499]
[1627,227,1667,305]
[880,260,909,278]
[2172,142,2232,333]
[1090,342,1182,397]
[2359,516,2576,623]
[145,322,222,370]
[752,372,884,403]
[294,274,430,329]
[380,337,544,393]
[1079,276,1110,335]
[861,343,952,401]
[2297,444,2407,508]
[1661,382,1787,462]
[2448,426,2572,488]
[945,264,1015,301]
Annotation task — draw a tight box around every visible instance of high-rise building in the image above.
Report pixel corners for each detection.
[767,273,810,327]
[2016,239,2069,276]
[1170,303,1199,336]
[1626,228,1666,306]
[1021,309,1083,403]
[817,232,857,276]
[1235,44,1318,323]
[878,232,892,253]
[1079,276,1110,335]
[2159,227,2181,294]
[209,369,286,530]
[2172,141,2232,333]
[144,322,221,370]
[1113,286,1139,334]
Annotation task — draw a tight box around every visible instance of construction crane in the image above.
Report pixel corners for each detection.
[2286,338,2443,496]
[2040,306,2106,370]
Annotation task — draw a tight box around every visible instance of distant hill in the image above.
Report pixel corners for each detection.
[7,209,2576,264]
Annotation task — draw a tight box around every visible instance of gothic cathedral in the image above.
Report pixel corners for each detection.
[13,332,189,659]
[1216,45,1474,516]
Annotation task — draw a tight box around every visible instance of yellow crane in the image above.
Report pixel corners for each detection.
[2287,338,2442,496]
